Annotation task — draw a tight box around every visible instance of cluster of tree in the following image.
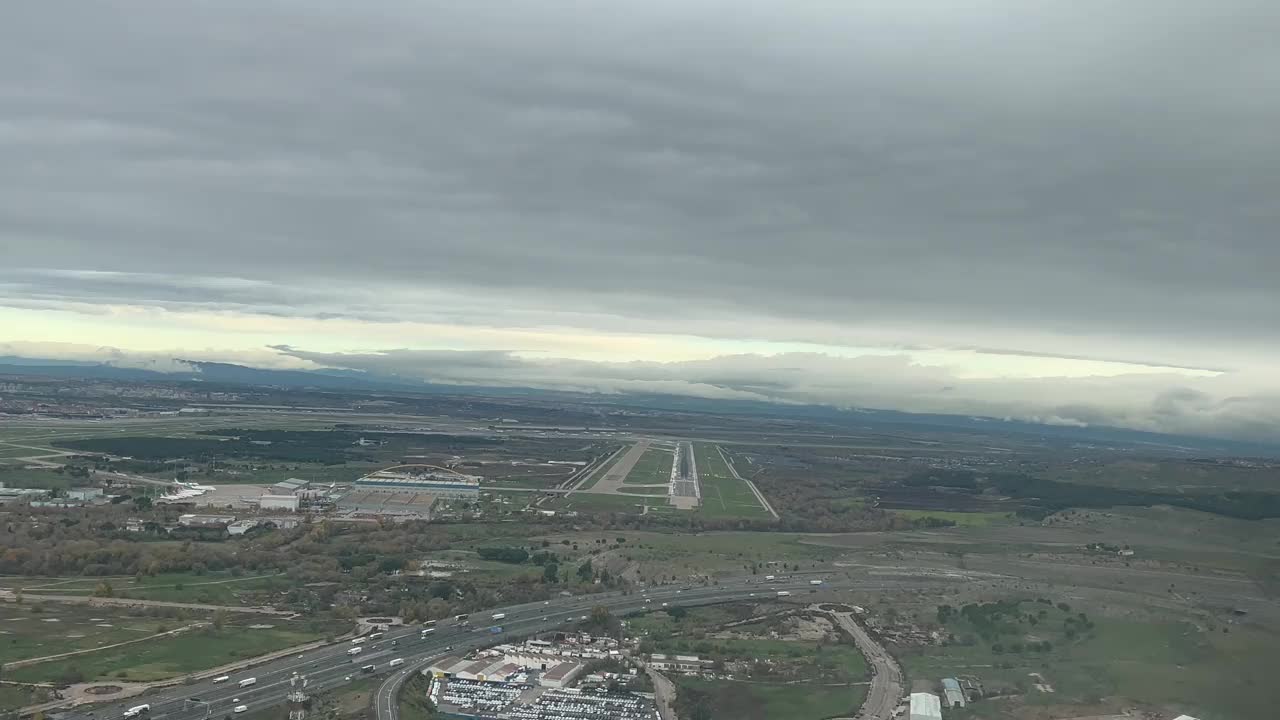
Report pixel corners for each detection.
[989,473,1280,520]
[902,469,981,490]
[55,434,371,465]
[476,546,530,564]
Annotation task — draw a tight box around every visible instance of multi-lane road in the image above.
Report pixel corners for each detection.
[63,578,868,720]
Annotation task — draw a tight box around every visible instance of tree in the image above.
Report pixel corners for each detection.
[93,580,114,598]
[577,559,594,582]
[212,608,228,632]
[543,563,559,584]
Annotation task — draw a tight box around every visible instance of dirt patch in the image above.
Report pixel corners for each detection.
[83,684,124,695]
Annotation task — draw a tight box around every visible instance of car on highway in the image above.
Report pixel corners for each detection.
[122,705,149,718]
[233,706,248,714]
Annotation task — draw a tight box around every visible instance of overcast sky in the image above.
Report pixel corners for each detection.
[2,1,1278,441]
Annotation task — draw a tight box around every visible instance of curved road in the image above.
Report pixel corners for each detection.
[56,578,867,720]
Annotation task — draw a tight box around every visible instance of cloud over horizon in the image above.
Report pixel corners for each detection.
[1,1,1277,440]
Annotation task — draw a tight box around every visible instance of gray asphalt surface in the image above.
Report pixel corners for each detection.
[61,577,853,720]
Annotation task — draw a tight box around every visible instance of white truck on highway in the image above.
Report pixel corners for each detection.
[347,646,363,656]
[491,612,507,621]
[764,575,776,582]
[421,627,435,636]
[238,677,257,688]
[123,705,150,718]
[389,658,405,667]
[212,675,230,683]
[777,590,791,597]
[809,579,824,586]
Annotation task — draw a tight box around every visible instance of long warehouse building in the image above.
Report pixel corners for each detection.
[354,470,481,499]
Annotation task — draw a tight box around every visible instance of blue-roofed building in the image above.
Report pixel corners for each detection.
[941,677,966,708]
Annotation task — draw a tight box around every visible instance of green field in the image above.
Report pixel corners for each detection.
[694,444,771,519]
[0,604,180,665]
[901,612,1279,720]
[622,448,673,484]
[3,571,291,606]
[0,467,75,489]
[677,678,865,720]
[7,617,328,683]
[531,530,840,583]
[890,509,1013,527]
[547,492,657,513]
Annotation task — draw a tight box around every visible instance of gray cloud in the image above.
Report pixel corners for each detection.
[271,346,1280,442]
[1,1,1278,436]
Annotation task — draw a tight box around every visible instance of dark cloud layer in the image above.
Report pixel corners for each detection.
[1,2,1278,437]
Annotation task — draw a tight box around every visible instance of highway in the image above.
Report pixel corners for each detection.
[62,578,847,720]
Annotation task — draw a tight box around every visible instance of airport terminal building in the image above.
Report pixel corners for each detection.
[353,469,482,500]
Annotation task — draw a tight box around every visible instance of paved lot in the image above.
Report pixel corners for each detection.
[584,440,650,495]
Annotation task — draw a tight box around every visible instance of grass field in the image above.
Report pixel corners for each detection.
[0,467,75,488]
[677,678,865,720]
[547,493,657,512]
[890,509,1013,527]
[3,571,291,606]
[622,447,672,485]
[693,443,771,519]
[7,617,328,683]
[0,604,180,665]
[900,614,1279,720]
[205,461,384,485]
[535,530,840,581]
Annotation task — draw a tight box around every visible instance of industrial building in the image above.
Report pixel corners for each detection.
[178,513,235,527]
[257,494,300,512]
[647,653,711,674]
[67,487,104,501]
[227,519,260,536]
[270,479,309,495]
[354,469,481,499]
[910,692,943,720]
[538,662,582,689]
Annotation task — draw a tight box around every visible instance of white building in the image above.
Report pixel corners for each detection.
[354,470,481,499]
[540,661,582,688]
[178,514,235,527]
[68,488,104,501]
[910,692,943,720]
[258,494,300,512]
[227,519,260,536]
[648,654,710,674]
